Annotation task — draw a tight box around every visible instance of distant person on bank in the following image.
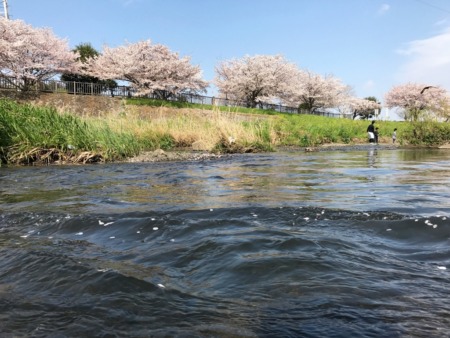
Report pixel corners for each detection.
[392,128,397,144]
[367,120,375,143]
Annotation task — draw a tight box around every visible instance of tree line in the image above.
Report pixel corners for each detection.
[1,17,449,121]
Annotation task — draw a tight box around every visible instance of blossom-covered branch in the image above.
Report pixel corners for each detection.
[86,40,208,98]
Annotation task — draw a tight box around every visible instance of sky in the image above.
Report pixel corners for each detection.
[5,0,450,106]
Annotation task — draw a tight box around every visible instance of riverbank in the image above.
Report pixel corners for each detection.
[125,143,402,164]
[1,97,450,166]
[126,141,450,163]
[126,149,226,163]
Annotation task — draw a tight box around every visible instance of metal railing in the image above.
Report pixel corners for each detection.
[0,77,347,118]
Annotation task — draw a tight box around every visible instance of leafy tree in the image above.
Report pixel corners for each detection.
[214,54,298,108]
[61,43,117,95]
[0,18,78,92]
[385,83,449,121]
[86,40,208,98]
[61,43,100,83]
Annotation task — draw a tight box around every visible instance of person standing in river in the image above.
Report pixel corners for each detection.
[367,120,375,143]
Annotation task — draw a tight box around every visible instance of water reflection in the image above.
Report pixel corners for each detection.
[367,148,378,168]
[1,149,450,215]
[397,148,450,161]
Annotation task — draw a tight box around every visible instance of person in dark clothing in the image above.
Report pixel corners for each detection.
[367,120,375,143]
[374,127,379,144]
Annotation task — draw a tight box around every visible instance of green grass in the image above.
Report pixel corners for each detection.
[126,97,283,115]
[279,114,415,146]
[0,99,141,164]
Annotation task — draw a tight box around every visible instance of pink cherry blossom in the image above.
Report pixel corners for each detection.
[86,40,208,97]
[214,54,298,108]
[0,18,78,91]
[343,97,381,119]
[282,70,350,113]
[384,82,448,121]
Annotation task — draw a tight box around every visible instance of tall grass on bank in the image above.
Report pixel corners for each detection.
[405,122,450,145]
[2,97,450,166]
[0,99,141,165]
[125,97,415,146]
[101,104,412,151]
[97,108,277,153]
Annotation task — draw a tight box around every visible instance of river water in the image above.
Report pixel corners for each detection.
[1,147,450,337]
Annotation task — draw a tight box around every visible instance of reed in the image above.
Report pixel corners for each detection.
[97,107,276,152]
[0,99,141,164]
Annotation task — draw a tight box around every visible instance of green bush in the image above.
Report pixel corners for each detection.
[405,122,450,145]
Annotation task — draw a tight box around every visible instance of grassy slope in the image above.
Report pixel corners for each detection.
[1,97,448,165]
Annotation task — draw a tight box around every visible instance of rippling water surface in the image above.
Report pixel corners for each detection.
[1,148,450,337]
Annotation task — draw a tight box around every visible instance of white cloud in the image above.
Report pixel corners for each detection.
[396,27,450,90]
[378,4,390,15]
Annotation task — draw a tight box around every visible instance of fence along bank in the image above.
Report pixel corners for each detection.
[0,77,345,118]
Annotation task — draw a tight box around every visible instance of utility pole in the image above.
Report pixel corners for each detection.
[1,0,9,19]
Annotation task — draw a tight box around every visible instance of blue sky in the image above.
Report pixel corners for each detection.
[6,0,450,104]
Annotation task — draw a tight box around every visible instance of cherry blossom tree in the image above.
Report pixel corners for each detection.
[0,18,78,92]
[335,96,379,119]
[214,54,298,108]
[346,97,381,119]
[62,43,118,96]
[86,40,208,98]
[384,83,449,121]
[62,43,101,84]
[437,98,450,122]
[281,70,350,113]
